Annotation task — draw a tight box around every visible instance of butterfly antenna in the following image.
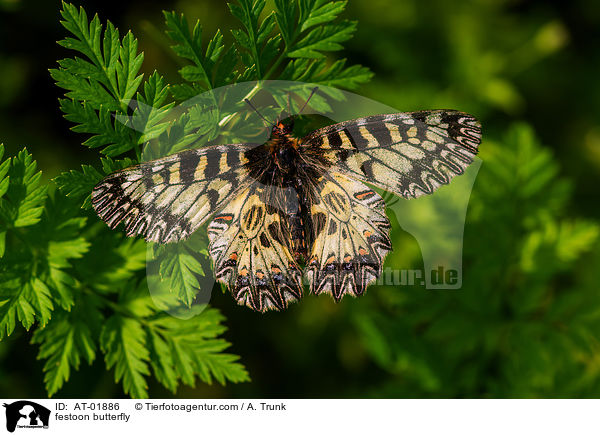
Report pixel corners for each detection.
[244,98,275,128]
[287,92,293,117]
[298,86,318,115]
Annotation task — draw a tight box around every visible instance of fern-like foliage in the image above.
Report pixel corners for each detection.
[0,0,371,398]
[167,0,371,100]
[354,124,600,398]
[0,145,53,338]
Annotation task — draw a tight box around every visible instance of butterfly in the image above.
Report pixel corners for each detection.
[92,105,481,312]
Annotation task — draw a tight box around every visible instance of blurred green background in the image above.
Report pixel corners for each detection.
[1,0,600,398]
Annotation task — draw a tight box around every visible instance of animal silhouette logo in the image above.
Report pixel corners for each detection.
[3,401,50,432]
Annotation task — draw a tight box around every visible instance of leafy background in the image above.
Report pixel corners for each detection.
[0,0,599,398]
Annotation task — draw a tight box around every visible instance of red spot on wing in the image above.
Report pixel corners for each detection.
[355,191,374,200]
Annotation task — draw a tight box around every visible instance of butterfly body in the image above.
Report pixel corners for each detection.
[245,120,327,264]
[92,109,482,312]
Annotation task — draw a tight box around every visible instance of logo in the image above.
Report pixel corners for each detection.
[3,401,50,433]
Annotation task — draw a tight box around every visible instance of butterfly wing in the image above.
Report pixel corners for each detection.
[305,173,392,300]
[92,145,254,243]
[207,183,303,312]
[301,110,482,198]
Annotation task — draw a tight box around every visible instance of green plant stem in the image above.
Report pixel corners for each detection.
[264,48,288,80]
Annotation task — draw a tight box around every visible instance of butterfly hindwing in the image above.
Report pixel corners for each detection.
[306,173,392,300]
[302,110,482,198]
[208,184,303,312]
[92,145,253,243]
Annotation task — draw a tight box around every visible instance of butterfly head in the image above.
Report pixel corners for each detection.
[269,119,298,174]
[272,118,294,136]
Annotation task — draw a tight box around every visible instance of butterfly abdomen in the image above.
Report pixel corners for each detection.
[273,172,308,263]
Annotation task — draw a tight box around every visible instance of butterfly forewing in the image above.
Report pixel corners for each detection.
[301,110,482,198]
[92,145,254,243]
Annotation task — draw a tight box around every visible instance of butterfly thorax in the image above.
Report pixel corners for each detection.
[269,130,299,175]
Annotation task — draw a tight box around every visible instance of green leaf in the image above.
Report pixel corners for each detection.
[53,155,136,210]
[274,0,296,47]
[58,3,103,66]
[281,58,373,89]
[55,3,153,160]
[57,3,144,108]
[287,20,357,58]
[0,172,88,339]
[521,219,599,272]
[0,231,5,258]
[31,296,101,396]
[119,278,159,318]
[0,145,10,259]
[0,144,10,201]
[229,0,276,78]
[147,328,178,392]
[100,156,136,174]
[300,0,347,32]
[131,72,174,142]
[165,12,206,71]
[0,278,54,339]
[165,12,237,89]
[51,68,120,111]
[472,123,572,226]
[274,0,355,65]
[59,99,136,157]
[23,192,91,311]
[101,314,150,398]
[53,165,103,209]
[156,244,204,306]
[149,307,250,389]
[116,31,145,104]
[0,291,35,339]
[169,83,206,101]
[146,115,198,158]
[76,236,146,292]
[0,148,47,228]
